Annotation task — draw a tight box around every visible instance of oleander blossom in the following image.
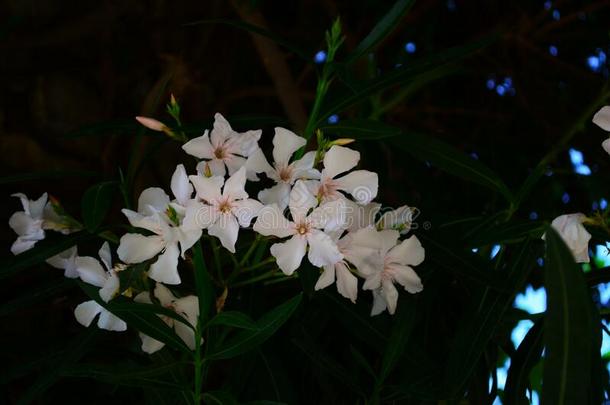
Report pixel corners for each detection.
[253,180,346,275]
[306,145,378,205]
[72,242,126,332]
[182,113,262,180]
[117,181,202,285]
[246,127,320,209]
[355,227,425,315]
[544,213,591,263]
[593,106,610,154]
[186,166,263,253]
[135,283,200,354]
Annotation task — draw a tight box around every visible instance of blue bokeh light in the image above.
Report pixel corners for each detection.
[327,114,339,124]
[601,198,608,210]
[404,42,417,54]
[568,148,591,176]
[515,285,547,314]
[561,192,570,204]
[536,257,544,267]
[314,50,327,64]
[529,211,539,220]
[549,45,558,56]
[552,9,560,20]
[544,1,552,10]
[486,78,496,90]
[490,244,501,259]
[511,319,534,347]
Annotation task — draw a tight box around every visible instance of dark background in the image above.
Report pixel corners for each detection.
[1,0,609,403]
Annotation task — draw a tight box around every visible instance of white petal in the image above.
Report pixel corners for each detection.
[335,170,378,204]
[345,200,381,232]
[225,156,248,178]
[210,113,232,147]
[370,288,387,316]
[177,226,203,257]
[121,209,161,233]
[184,201,219,229]
[322,145,360,180]
[272,127,306,165]
[335,262,358,303]
[246,147,274,176]
[75,256,107,287]
[258,183,291,210]
[603,138,610,155]
[362,272,382,290]
[232,199,263,227]
[291,151,321,181]
[11,193,31,214]
[28,193,48,219]
[349,227,399,258]
[308,199,347,232]
[175,321,197,350]
[74,300,103,327]
[11,237,40,255]
[207,159,227,177]
[307,230,343,268]
[97,309,127,331]
[140,333,165,354]
[388,264,423,294]
[270,235,307,275]
[99,273,120,303]
[134,291,152,305]
[46,247,79,278]
[382,279,399,315]
[182,130,214,159]
[149,243,181,285]
[117,234,165,264]
[208,214,240,253]
[223,166,248,201]
[174,295,199,325]
[9,211,40,237]
[289,180,318,223]
[154,283,176,307]
[253,204,295,238]
[225,129,262,157]
[593,106,610,131]
[189,175,223,203]
[171,164,193,206]
[387,235,425,267]
[314,265,336,291]
[377,206,413,233]
[138,188,170,216]
[98,242,112,271]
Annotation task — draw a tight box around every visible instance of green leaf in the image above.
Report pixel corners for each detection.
[16,326,98,405]
[542,227,594,405]
[443,239,535,396]
[78,282,192,354]
[376,296,417,386]
[62,362,189,390]
[468,220,545,246]
[192,241,214,326]
[183,19,310,61]
[345,0,415,64]
[504,319,544,405]
[390,131,513,202]
[207,293,302,360]
[319,118,402,139]
[0,278,74,317]
[320,34,497,123]
[81,181,117,232]
[205,311,258,330]
[0,169,98,184]
[0,231,95,280]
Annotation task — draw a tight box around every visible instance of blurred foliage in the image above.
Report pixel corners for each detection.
[1,0,610,404]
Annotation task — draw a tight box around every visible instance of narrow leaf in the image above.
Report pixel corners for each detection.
[205,311,258,330]
[81,181,116,232]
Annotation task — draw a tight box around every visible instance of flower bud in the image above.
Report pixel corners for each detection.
[135,116,168,132]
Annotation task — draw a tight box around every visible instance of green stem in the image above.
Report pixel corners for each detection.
[239,235,261,267]
[231,268,280,288]
[208,237,223,283]
[193,322,203,403]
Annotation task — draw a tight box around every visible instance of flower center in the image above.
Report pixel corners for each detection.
[318,179,339,199]
[218,199,232,214]
[296,222,309,235]
[214,147,226,159]
[278,166,293,182]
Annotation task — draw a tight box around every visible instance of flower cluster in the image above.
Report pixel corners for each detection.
[8,113,425,354]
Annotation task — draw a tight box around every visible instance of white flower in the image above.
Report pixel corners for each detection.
[246,127,320,209]
[309,145,378,205]
[8,192,48,254]
[377,205,415,234]
[46,246,79,278]
[593,106,610,154]
[343,200,381,232]
[186,166,262,253]
[355,228,424,315]
[253,180,346,275]
[118,187,202,285]
[545,213,591,263]
[73,242,126,332]
[182,113,261,180]
[134,283,200,354]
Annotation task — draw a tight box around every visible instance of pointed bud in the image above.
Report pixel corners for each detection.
[329,138,355,146]
[170,94,177,107]
[135,116,167,132]
[203,162,213,178]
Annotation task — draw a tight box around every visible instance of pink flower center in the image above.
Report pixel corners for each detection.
[295,222,310,236]
[214,146,226,160]
[217,199,233,214]
[278,165,293,182]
